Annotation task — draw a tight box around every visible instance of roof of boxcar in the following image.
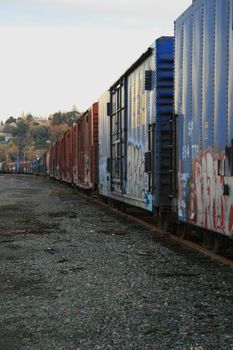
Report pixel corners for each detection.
[109,47,153,90]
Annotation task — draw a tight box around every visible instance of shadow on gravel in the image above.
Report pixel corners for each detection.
[0,335,22,350]
[0,274,45,296]
[0,204,23,213]
[0,222,59,236]
[0,323,35,350]
[48,211,76,219]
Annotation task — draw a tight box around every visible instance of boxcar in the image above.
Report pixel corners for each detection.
[56,138,62,180]
[50,138,61,180]
[41,151,49,175]
[61,128,73,183]
[175,0,233,237]
[99,36,174,217]
[45,151,50,176]
[17,161,30,174]
[98,91,111,197]
[73,103,98,190]
[1,162,9,173]
[49,142,56,178]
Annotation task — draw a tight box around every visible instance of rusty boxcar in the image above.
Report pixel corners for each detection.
[61,129,73,183]
[73,103,98,190]
[50,138,62,180]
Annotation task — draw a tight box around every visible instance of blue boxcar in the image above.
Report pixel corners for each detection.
[99,36,174,215]
[175,0,233,237]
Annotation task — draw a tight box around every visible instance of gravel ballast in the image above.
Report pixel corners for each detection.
[0,175,233,350]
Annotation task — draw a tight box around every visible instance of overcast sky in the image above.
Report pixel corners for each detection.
[0,0,191,121]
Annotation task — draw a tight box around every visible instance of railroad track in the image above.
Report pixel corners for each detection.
[76,190,233,269]
[51,178,233,268]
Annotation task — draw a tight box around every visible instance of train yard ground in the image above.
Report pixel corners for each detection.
[0,175,233,350]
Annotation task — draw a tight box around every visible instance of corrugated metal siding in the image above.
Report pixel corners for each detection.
[229,0,233,144]
[175,0,233,237]
[98,91,111,197]
[99,37,174,212]
[73,103,98,190]
[46,151,50,175]
[50,138,62,180]
[91,102,99,188]
[78,111,90,188]
[126,52,155,210]
[72,123,78,185]
[153,37,174,210]
[49,144,54,177]
[61,129,72,183]
[57,137,62,180]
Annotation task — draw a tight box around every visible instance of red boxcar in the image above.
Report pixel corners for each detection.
[50,137,62,180]
[49,143,55,178]
[73,102,98,190]
[72,122,78,184]
[61,128,73,183]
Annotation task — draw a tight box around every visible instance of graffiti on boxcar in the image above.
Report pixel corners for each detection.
[179,152,233,237]
[178,160,189,219]
[182,144,199,160]
[127,143,148,202]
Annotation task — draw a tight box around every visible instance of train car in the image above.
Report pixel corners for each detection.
[99,37,174,217]
[42,151,48,175]
[50,137,62,180]
[73,103,98,190]
[0,162,8,173]
[17,161,30,174]
[49,142,56,178]
[45,151,50,175]
[98,91,111,197]
[14,162,21,173]
[29,158,39,174]
[72,121,78,185]
[174,0,233,238]
[61,129,73,183]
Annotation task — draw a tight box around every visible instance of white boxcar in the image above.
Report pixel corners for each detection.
[99,37,174,213]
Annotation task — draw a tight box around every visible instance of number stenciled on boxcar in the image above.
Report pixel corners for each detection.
[182,144,199,160]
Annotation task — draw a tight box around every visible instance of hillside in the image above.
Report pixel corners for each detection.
[0,108,80,163]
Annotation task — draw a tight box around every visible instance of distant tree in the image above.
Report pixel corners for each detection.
[0,144,7,161]
[24,145,37,161]
[6,141,17,161]
[3,124,16,135]
[50,111,65,126]
[65,109,81,126]
[16,119,28,137]
[26,114,34,123]
[5,116,16,124]
[30,125,49,148]
[0,106,80,162]
[31,125,48,138]
[25,130,33,145]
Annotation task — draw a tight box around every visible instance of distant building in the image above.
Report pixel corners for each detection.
[34,117,48,123]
